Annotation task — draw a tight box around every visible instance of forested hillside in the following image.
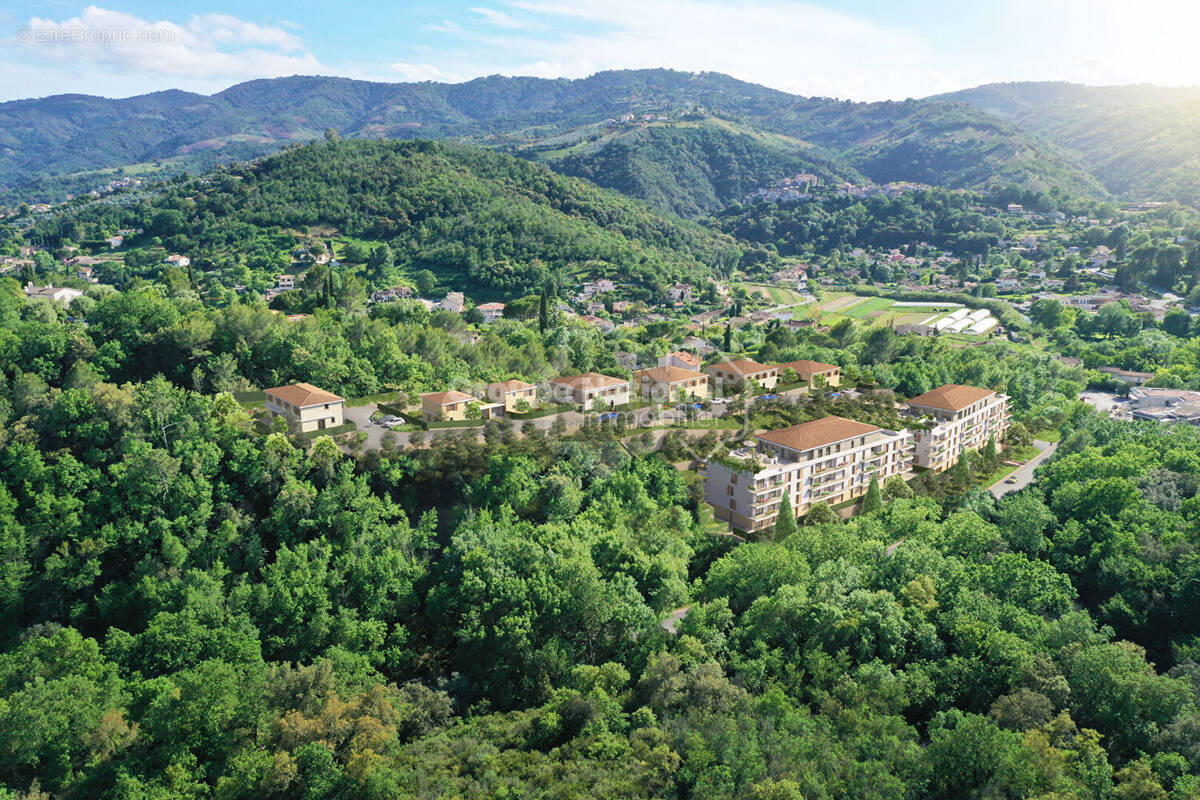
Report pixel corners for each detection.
[514,117,860,217]
[3,267,1200,796]
[938,82,1200,206]
[0,70,1102,204]
[27,138,744,296]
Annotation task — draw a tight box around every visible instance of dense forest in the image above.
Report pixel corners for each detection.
[1,268,1200,797]
[21,140,744,297]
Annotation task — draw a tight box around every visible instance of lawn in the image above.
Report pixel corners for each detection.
[840,297,895,318]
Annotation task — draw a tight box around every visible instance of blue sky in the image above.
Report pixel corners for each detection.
[2,0,1199,102]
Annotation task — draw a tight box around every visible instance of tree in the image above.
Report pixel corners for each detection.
[723,323,732,353]
[805,501,838,525]
[539,291,550,333]
[773,495,797,540]
[952,448,971,484]
[983,434,998,465]
[883,474,913,499]
[860,473,883,513]
[414,269,438,297]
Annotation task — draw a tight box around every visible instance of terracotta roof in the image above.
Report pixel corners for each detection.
[477,302,505,310]
[757,416,881,452]
[636,366,706,384]
[907,384,997,411]
[420,390,476,405]
[707,359,775,376]
[265,382,344,407]
[665,351,702,367]
[488,379,535,393]
[550,372,628,390]
[780,359,839,377]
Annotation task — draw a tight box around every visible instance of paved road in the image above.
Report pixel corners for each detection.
[990,439,1057,498]
[660,605,692,635]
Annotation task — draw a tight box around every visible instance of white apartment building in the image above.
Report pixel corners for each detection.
[705,415,914,533]
[906,384,1010,472]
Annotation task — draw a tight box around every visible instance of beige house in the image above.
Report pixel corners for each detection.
[419,390,478,423]
[906,384,1011,472]
[705,415,913,533]
[264,383,345,433]
[634,366,709,401]
[487,380,538,412]
[548,372,630,409]
[706,359,779,392]
[779,359,841,388]
[658,351,702,370]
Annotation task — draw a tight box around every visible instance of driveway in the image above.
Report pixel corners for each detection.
[990,439,1057,498]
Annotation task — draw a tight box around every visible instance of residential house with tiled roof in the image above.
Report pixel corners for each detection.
[634,366,708,401]
[419,390,478,423]
[486,380,538,412]
[778,359,841,388]
[706,359,778,392]
[264,383,344,433]
[548,373,630,409]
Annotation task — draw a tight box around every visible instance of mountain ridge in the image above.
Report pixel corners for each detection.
[0,69,1104,207]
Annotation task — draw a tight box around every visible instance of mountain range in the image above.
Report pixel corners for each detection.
[0,69,1195,213]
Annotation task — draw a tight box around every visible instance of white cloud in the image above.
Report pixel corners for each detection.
[14,5,321,86]
[390,62,471,83]
[470,7,525,28]
[443,0,957,100]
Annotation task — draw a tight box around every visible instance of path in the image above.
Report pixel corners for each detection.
[989,439,1057,498]
[660,605,692,635]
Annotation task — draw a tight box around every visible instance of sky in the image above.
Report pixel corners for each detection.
[2,0,1200,102]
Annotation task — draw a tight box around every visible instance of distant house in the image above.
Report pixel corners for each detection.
[706,359,779,392]
[419,390,477,422]
[370,287,413,303]
[681,336,717,355]
[659,351,702,370]
[778,359,841,387]
[264,383,345,433]
[440,292,465,313]
[666,283,694,304]
[579,314,615,333]
[276,274,296,290]
[1099,366,1154,385]
[1091,246,1115,267]
[486,380,538,412]
[1006,204,1024,213]
[548,373,630,409]
[76,265,98,283]
[106,235,124,249]
[164,254,190,267]
[476,302,505,323]
[634,366,708,401]
[613,351,640,371]
[24,283,83,306]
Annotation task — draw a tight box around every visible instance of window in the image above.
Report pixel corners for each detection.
[730,499,736,510]
[726,485,733,496]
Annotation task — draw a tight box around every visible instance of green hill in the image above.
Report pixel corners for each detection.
[1,70,1102,205]
[507,116,861,217]
[34,138,744,295]
[935,81,1200,205]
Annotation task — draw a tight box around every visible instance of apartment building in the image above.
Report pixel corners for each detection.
[706,359,779,392]
[906,384,1011,472]
[264,383,344,433]
[705,415,914,533]
[548,373,630,409]
[633,366,709,401]
[486,379,538,412]
[779,359,841,388]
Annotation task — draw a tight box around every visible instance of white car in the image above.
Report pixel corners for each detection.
[712,397,732,405]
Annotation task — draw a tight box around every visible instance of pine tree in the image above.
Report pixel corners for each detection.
[774,494,797,540]
[861,473,883,513]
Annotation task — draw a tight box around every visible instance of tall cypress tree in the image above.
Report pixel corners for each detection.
[861,473,883,514]
[723,323,732,353]
[774,495,797,540]
[538,291,549,333]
